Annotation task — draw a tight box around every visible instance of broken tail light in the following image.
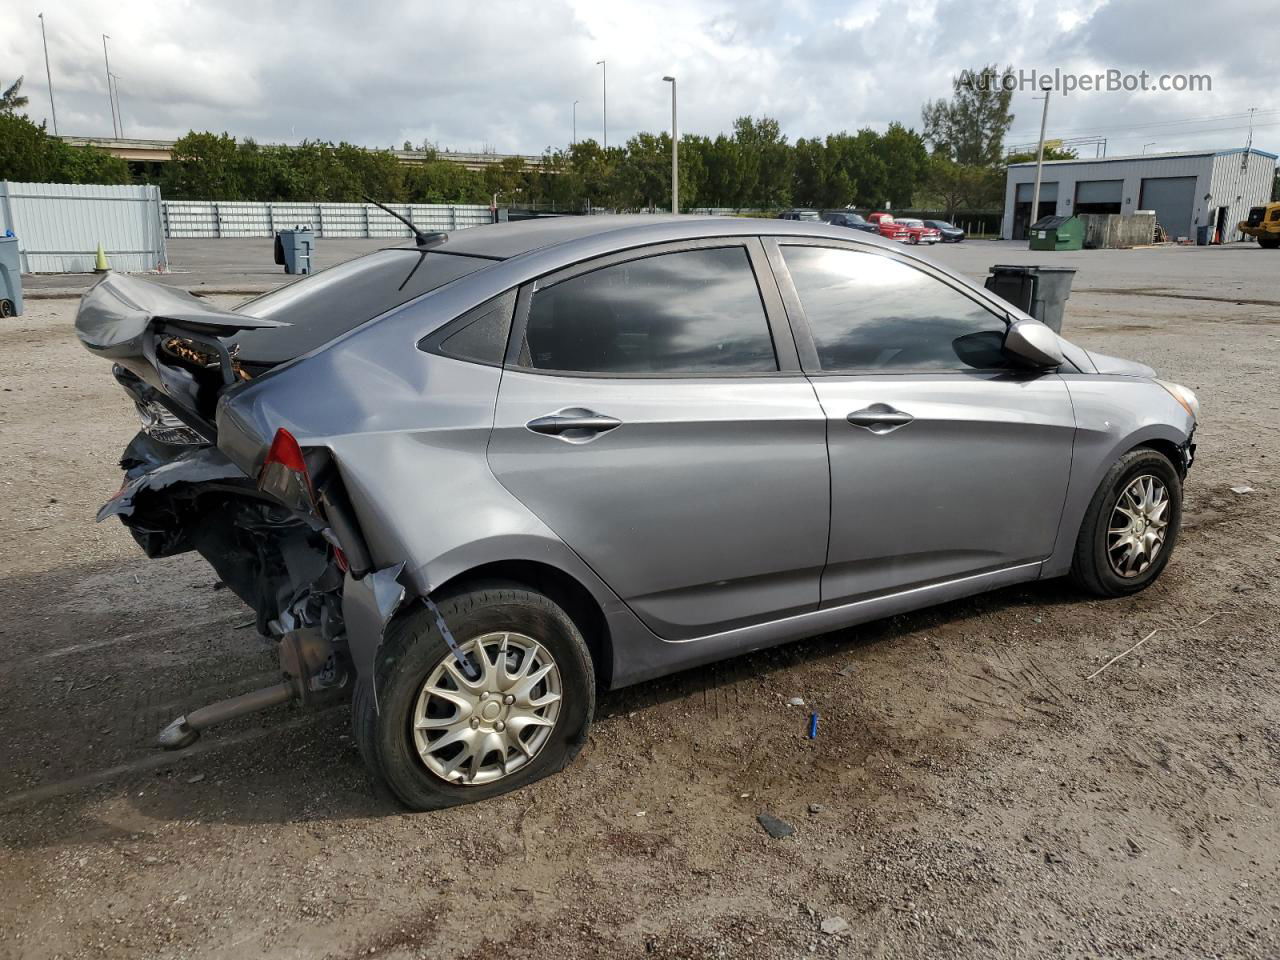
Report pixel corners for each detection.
[134,397,206,445]
[257,428,318,516]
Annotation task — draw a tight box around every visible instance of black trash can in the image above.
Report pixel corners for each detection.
[984,264,1077,334]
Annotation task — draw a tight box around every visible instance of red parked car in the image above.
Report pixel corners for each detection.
[865,212,912,243]
[895,218,943,245]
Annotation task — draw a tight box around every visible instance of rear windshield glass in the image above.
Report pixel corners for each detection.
[231,249,489,363]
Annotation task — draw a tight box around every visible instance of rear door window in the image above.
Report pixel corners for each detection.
[515,246,778,375]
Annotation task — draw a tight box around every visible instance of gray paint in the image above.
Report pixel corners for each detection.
[193,216,1196,690]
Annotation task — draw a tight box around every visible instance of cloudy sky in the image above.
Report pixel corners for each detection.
[3,0,1275,159]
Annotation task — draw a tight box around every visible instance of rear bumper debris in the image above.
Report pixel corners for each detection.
[342,563,407,709]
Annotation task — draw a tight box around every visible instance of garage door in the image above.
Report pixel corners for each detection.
[1075,180,1123,204]
[1139,176,1197,240]
[1075,179,1124,216]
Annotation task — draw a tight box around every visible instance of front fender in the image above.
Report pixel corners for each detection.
[1044,376,1196,577]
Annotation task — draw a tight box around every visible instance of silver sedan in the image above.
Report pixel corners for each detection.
[77,216,1197,809]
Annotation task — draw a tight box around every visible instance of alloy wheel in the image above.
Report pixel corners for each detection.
[412,632,562,785]
[1107,474,1170,578]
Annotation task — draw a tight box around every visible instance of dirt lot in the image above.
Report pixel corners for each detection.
[1,242,1277,959]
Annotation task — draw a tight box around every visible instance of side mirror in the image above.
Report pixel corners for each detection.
[1004,319,1065,369]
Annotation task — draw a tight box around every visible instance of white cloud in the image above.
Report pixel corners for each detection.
[1,0,1274,158]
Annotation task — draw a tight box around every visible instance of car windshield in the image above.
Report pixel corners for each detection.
[898,219,923,226]
[231,248,490,363]
[930,221,955,229]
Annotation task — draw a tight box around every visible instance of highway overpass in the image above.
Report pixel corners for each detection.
[59,136,549,171]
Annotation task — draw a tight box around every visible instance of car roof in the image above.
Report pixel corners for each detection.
[398,214,898,262]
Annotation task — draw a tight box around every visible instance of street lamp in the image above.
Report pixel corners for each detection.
[572,99,578,146]
[38,13,58,135]
[663,76,678,213]
[596,59,607,150]
[1142,142,1156,154]
[102,34,118,137]
[110,73,124,138]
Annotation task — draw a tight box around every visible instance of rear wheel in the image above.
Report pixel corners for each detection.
[1071,448,1182,597]
[1258,236,1280,249]
[352,583,595,810]
[0,299,14,318]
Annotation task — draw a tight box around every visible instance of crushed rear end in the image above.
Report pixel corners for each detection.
[76,249,488,746]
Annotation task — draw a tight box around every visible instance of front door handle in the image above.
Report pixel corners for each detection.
[847,403,914,435]
[526,408,622,443]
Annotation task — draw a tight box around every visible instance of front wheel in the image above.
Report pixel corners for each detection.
[1258,236,1280,249]
[352,583,595,810]
[1071,448,1183,597]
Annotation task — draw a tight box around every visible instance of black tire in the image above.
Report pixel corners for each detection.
[1258,236,1280,250]
[352,583,595,810]
[1070,448,1182,597]
[0,299,14,318]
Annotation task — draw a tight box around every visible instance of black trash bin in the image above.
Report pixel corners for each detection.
[984,264,1077,334]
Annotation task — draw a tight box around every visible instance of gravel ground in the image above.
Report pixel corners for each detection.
[0,241,1277,959]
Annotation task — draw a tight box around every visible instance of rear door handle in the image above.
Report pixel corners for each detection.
[847,403,914,435]
[526,408,622,443]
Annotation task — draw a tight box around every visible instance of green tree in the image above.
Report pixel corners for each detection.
[733,116,792,208]
[922,64,1015,166]
[922,156,1002,217]
[613,132,671,209]
[874,123,928,209]
[162,132,245,199]
[0,112,128,184]
[1,76,28,113]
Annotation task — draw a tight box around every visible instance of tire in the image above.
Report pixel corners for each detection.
[1070,448,1182,597]
[352,583,595,810]
[1258,236,1280,250]
[0,299,14,318]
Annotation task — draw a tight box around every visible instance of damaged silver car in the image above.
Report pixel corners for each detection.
[77,216,1198,810]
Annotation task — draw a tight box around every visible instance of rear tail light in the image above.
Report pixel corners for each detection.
[134,398,205,445]
[257,428,318,515]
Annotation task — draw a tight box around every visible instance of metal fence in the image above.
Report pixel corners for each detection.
[0,181,167,273]
[161,201,494,239]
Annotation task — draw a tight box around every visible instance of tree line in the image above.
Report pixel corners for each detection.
[1,65,1066,216]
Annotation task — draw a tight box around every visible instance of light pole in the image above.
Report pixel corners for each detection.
[111,73,124,138]
[102,34,118,137]
[663,76,678,213]
[38,13,58,135]
[1029,88,1050,229]
[572,99,578,146]
[1142,142,1156,154]
[596,59,607,150]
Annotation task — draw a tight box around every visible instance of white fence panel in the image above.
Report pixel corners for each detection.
[161,200,494,239]
[0,181,167,273]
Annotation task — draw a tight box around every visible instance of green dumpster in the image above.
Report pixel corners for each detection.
[1028,214,1083,251]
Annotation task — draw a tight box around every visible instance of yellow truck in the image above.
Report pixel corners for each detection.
[1239,202,1280,248]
